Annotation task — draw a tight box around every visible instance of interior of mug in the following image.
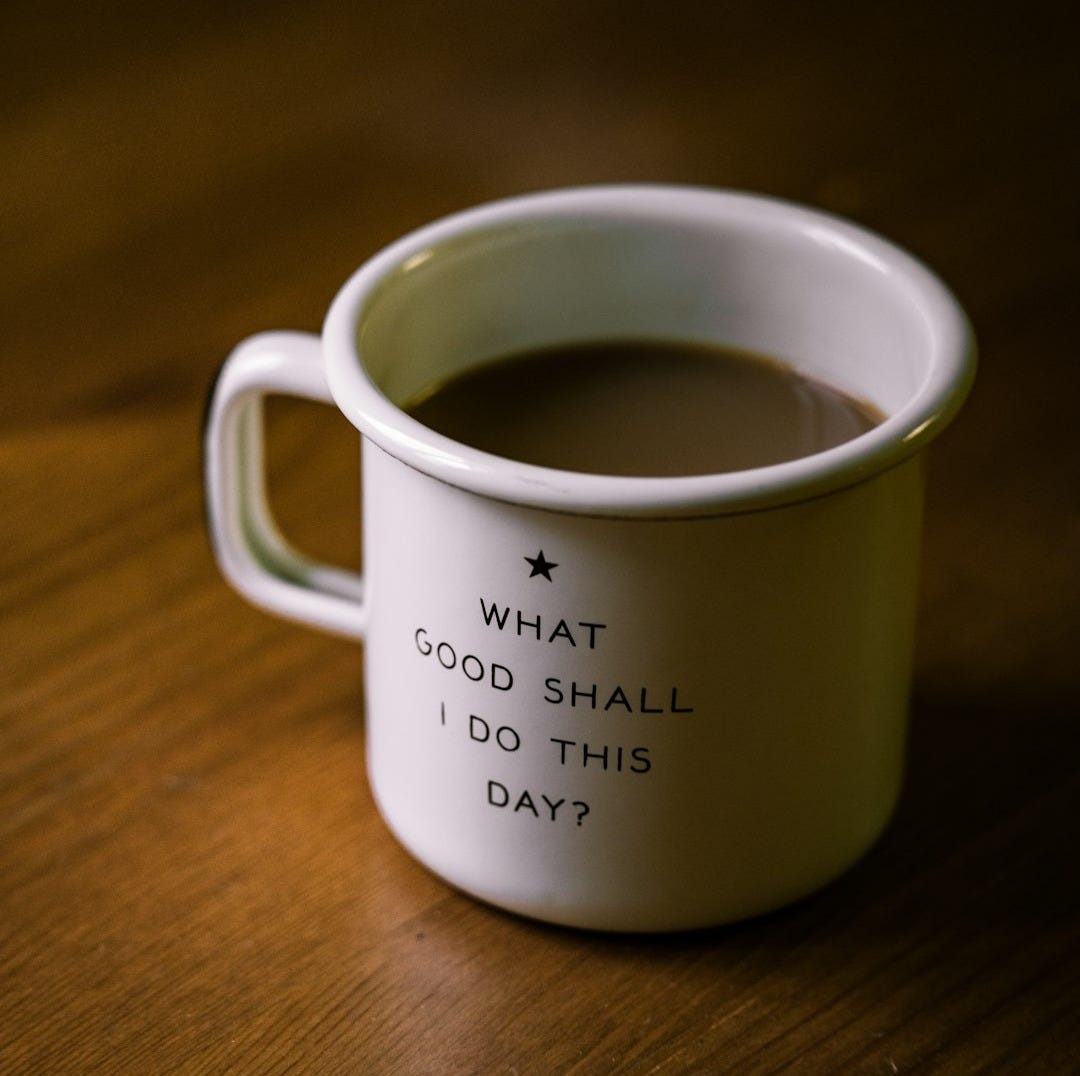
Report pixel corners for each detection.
[324,188,973,515]
[356,206,934,418]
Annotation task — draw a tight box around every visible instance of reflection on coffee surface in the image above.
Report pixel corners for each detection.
[404,339,884,477]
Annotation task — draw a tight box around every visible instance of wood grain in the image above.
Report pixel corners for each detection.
[3,1,1077,1072]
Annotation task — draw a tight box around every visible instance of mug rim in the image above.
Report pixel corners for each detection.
[322,184,976,517]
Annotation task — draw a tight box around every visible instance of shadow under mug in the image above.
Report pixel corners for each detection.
[204,186,975,932]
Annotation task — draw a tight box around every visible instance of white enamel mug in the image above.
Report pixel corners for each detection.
[204,186,975,932]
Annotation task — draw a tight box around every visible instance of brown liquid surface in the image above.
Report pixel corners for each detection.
[404,340,884,477]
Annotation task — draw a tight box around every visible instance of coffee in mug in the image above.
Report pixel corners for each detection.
[404,339,883,477]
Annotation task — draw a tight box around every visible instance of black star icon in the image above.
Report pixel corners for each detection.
[524,550,558,581]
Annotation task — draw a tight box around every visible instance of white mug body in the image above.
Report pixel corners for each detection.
[362,444,924,931]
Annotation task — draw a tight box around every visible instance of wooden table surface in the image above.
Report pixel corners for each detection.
[3,1,1077,1072]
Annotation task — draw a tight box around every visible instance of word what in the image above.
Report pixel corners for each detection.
[480,598,606,649]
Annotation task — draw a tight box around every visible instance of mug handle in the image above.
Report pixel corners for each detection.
[203,331,367,641]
